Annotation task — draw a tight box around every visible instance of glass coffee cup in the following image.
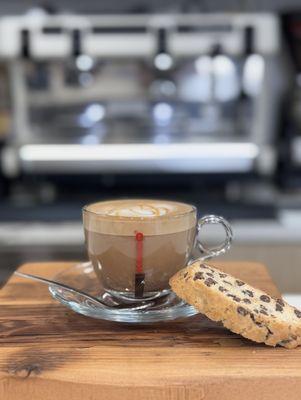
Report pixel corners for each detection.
[83,199,232,304]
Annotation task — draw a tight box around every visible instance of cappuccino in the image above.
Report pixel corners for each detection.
[83,199,196,296]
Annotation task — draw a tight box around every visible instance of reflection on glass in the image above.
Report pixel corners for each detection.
[242,54,265,97]
[152,103,173,126]
[154,53,173,71]
[181,55,239,102]
[78,104,105,128]
[76,55,94,71]
[212,55,239,101]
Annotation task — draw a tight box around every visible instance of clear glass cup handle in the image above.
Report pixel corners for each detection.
[196,215,233,261]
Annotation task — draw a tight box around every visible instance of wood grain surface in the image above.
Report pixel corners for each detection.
[0,261,300,400]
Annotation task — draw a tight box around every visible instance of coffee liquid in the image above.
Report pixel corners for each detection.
[85,228,195,293]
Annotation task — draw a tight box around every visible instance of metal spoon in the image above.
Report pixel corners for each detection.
[14,271,153,311]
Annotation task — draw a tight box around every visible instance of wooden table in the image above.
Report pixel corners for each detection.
[0,261,301,400]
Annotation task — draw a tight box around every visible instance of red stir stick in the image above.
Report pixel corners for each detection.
[135,231,145,298]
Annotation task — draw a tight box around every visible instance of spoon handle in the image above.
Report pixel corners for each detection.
[14,271,104,304]
[15,271,65,287]
[14,271,153,311]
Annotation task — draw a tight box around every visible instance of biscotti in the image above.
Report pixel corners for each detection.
[170,261,301,348]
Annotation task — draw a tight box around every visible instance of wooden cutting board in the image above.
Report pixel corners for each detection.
[0,261,301,400]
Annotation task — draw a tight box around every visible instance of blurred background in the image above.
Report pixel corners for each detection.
[1,1,301,302]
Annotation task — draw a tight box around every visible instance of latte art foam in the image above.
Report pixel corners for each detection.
[106,203,176,218]
[83,199,196,236]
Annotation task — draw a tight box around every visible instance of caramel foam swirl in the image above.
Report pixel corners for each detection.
[83,199,196,236]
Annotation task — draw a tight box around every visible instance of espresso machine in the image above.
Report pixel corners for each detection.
[0,13,281,177]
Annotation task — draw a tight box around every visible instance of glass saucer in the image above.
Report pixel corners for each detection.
[49,261,198,323]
